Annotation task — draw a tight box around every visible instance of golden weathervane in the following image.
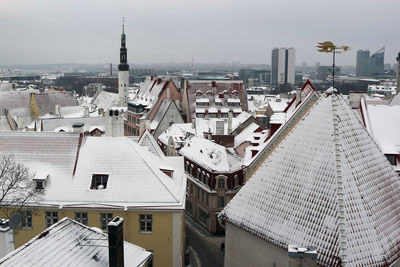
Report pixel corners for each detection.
[317,41,350,90]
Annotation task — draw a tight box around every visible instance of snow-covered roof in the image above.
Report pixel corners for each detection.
[231,112,252,132]
[0,132,186,210]
[41,116,106,133]
[149,99,172,130]
[267,99,290,112]
[158,123,195,147]
[185,80,248,120]
[58,106,85,118]
[390,92,400,106]
[179,136,242,172]
[208,107,218,113]
[243,80,318,167]
[130,77,170,109]
[227,98,241,103]
[234,122,261,148]
[364,104,400,155]
[270,112,286,124]
[34,91,78,116]
[138,130,165,158]
[92,91,119,111]
[0,217,151,267]
[196,98,209,103]
[220,95,400,266]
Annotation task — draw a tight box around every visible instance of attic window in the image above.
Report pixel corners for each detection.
[91,174,109,190]
[34,175,49,190]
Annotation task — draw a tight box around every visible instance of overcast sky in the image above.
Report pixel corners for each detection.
[1,0,399,66]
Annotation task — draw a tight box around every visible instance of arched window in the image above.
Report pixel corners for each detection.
[190,164,194,176]
[206,174,210,186]
[185,161,189,172]
[218,178,225,189]
[197,168,201,180]
[201,171,205,183]
[234,175,239,187]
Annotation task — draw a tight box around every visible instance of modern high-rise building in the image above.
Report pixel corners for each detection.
[369,47,385,77]
[356,49,370,77]
[118,22,129,107]
[356,47,385,78]
[271,47,295,87]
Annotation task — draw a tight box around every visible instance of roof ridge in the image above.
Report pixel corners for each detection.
[125,138,180,203]
[331,95,348,264]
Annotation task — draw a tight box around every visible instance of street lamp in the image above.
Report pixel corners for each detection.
[317,41,350,91]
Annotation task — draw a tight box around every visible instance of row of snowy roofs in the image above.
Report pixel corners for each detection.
[219,92,400,266]
[0,132,186,210]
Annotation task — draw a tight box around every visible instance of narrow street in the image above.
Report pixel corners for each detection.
[185,215,225,267]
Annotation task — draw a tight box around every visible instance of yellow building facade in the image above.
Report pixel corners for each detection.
[0,133,187,267]
[2,208,184,267]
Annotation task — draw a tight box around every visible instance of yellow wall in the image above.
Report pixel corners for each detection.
[2,208,180,267]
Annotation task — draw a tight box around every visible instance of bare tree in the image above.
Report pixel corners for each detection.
[0,156,42,218]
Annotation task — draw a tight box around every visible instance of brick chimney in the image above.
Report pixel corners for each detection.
[108,217,124,267]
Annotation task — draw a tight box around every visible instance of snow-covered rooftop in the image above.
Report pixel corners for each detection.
[92,91,119,111]
[41,116,106,133]
[365,104,400,155]
[220,95,400,266]
[390,92,400,106]
[179,136,242,173]
[0,217,151,267]
[0,132,186,210]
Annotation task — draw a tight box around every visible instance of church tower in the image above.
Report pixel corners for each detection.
[118,19,129,107]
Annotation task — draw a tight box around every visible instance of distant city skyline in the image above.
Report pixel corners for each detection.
[1,0,399,66]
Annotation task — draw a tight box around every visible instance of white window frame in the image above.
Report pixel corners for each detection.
[100,213,113,231]
[20,210,32,229]
[45,211,58,228]
[139,214,153,233]
[75,212,88,226]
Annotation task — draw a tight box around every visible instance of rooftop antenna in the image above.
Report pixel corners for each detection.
[122,17,125,34]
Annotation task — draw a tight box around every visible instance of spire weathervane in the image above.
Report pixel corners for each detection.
[317,41,350,91]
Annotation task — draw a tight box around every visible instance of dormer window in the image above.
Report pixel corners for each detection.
[34,175,49,190]
[91,174,109,190]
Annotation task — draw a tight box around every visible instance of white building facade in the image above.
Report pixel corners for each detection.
[271,47,295,86]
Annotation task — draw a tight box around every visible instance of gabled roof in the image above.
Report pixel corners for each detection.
[0,218,151,267]
[0,132,186,210]
[220,95,400,266]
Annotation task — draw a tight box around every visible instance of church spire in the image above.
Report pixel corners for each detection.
[119,18,129,70]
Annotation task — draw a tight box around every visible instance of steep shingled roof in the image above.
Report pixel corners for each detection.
[0,218,151,267]
[219,95,400,266]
